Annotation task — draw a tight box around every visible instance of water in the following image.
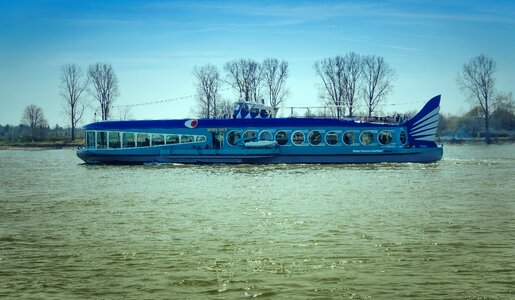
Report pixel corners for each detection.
[1,145,514,299]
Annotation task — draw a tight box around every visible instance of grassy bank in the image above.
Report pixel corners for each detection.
[0,140,84,150]
[439,136,514,144]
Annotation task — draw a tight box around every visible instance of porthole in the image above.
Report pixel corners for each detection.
[196,135,206,143]
[325,131,338,145]
[360,131,374,145]
[259,130,273,141]
[343,131,355,145]
[378,131,393,145]
[243,130,256,141]
[292,131,305,145]
[400,130,407,145]
[308,130,322,145]
[227,131,240,146]
[275,131,288,145]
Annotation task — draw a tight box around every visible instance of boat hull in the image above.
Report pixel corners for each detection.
[77,146,442,165]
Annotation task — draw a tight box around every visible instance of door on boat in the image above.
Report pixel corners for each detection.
[211,131,224,149]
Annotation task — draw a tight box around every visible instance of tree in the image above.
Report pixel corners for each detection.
[193,64,222,118]
[60,64,89,141]
[314,56,346,119]
[457,54,496,144]
[21,104,48,141]
[361,55,395,117]
[224,58,262,102]
[88,63,120,121]
[262,58,289,117]
[116,106,133,121]
[342,52,363,117]
[491,91,515,131]
[217,99,235,119]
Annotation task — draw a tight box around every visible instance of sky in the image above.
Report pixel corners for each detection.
[1,0,514,126]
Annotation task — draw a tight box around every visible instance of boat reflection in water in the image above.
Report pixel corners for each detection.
[77,95,443,164]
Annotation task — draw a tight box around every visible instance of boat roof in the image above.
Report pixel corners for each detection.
[83,117,400,131]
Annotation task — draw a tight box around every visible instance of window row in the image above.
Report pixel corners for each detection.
[85,131,206,149]
[226,130,406,146]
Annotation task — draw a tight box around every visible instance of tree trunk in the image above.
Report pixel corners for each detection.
[485,111,491,144]
[71,124,75,141]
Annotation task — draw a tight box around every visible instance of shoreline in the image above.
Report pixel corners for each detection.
[0,141,82,150]
[1,138,513,151]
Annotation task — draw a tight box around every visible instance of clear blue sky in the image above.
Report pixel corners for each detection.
[1,0,514,126]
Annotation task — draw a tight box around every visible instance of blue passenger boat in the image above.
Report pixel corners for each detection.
[76,95,443,164]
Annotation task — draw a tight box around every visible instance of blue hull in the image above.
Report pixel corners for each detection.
[77,147,443,164]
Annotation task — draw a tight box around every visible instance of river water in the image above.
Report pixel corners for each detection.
[0,144,514,299]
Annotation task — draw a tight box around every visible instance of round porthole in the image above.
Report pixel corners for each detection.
[227,131,240,146]
[360,131,374,145]
[400,130,407,145]
[292,131,305,145]
[259,130,273,141]
[308,130,322,145]
[275,131,288,145]
[378,131,393,145]
[243,130,256,141]
[325,131,338,145]
[343,131,355,145]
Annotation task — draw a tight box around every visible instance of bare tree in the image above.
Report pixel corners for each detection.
[88,63,120,121]
[193,64,222,118]
[342,52,362,117]
[314,56,346,119]
[361,55,395,117]
[116,106,133,121]
[21,104,48,141]
[262,58,289,117]
[60,64,89,141]
[224,59,262,102]
[217,99,235,119]
[457,54,496,144]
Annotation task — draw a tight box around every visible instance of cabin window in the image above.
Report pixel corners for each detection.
[108,132,121,148]
[152,134,165,146]
[292,131,305,145]
[343,131,355,145]
[137,133,150,147]
[360,132,374,145]
[122,133,135,148]
[181,135,194,143]
[400,131,407,145]
[97,131,107,149]
[227,131,240,146]
[166,134,179,144]
[308,130,322,145]
[275,131,288,145]
[243,130,256,141]
[196,135,207,143]
[325,131,338,145]
[259,130,273,141]
[86,131,95,149]
[378,131,393,145]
